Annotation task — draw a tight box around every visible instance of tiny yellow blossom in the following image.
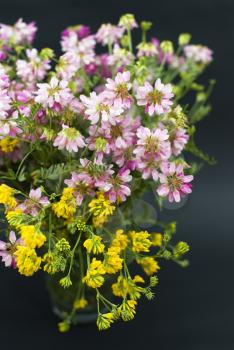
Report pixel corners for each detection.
[0,137,18,153]
[112,275,143,300]
[20,225,46,249]
[58,320,70,333]
[133,275,145,284]
[104,246,123,274]
[6,208,23,228]
[43,251,57,274]
[129,230,152,253]
[15,246,41,276]
[52,188,77,219]
[73,298,88,310]
[97,313,114,331]
[83,258,106,288]
[112,229,128,251]
[137,257,160,276]
[118,300,137,321]
[112,276,130,298]
[89,192,115,228]
[83,235,105,254]
[151,233,163,247]
[0,184,17,209]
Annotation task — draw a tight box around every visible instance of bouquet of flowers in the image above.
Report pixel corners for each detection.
[0,14,215,332]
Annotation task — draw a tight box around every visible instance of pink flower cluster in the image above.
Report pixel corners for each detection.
[0,18,213,205]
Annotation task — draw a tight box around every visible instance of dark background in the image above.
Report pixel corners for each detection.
[0,0,234,349]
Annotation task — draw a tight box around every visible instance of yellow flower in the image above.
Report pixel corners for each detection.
[83,258,106,288]
[137,257,160,276]
[97,313,114,331]
[6,208,23,228]
[20,225,46,249]
[173,241,190,258]
[58,320,70,333]
[60,275,72,288]
[118,300,137,321]
[112,276,130,298]
[0,137,18,153]
[89,192,115,228]
[52,188,77,219]
[83,235,105,254]
[43,251,57,274]
[112,229,128,251]
[15,246,41,276]
[0,184,17,209]
[112,275,143,300]
[104,246,123,274]
[133,275,145,283]
[129,230,152,253]
[151,233,163,247]
[74,298,88,310]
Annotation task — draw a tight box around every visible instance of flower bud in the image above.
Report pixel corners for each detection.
[140,21,152,32]
[160,40,174,54]
[178,33,191,46]
[119,14,138,29]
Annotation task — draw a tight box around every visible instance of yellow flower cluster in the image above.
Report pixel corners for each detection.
[83,258,106,288]
[150,233,163,247]
[83,235,105,254]
[20,225,46,248]
[104,246,123,274]
[97,313,114,330]
[118,299,137,321]
[137,257,160,276]
[111,229,128,251]
[0,184,17,209]
[73,298,88,310]
[6,208,23,228]
[0,137,18,153]
[112,275,144,299]
[129,230,152,253]
[15,246,41,276]
[88,192,115,227]
[52,188,77,219]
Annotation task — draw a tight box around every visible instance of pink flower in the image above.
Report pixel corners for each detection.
[53,124,86,153]
[113,146,137,170]
[0,120,22,138]
[16,48,50,83]
[0,67,9,89]
[137,42,158,58]
[108,44,134,67]
[56,51,81,80]
[35,77,73,108]
[96,24,124,45]
[105,71,133,108]
[80,91,124,125]
[61,34,96,66]
[97,168,132,203]
[0,89,11,120]
[184,45,213,64]
[0,231,22,268]
[14,18,37,44]
[157,162,193,202]
[137,158,163,181]
[18,187,50,216]
[64,172,94,205]
[136,78,173,116]
[134,126,171,160]
[171,127,189,156]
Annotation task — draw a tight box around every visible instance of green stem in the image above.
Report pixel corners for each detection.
[127,28,133,54]
[67,231,82,276]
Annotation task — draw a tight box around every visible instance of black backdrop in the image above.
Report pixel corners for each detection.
[0,0,234,349]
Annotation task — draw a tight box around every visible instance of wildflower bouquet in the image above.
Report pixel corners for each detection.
[0,14,214,332]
